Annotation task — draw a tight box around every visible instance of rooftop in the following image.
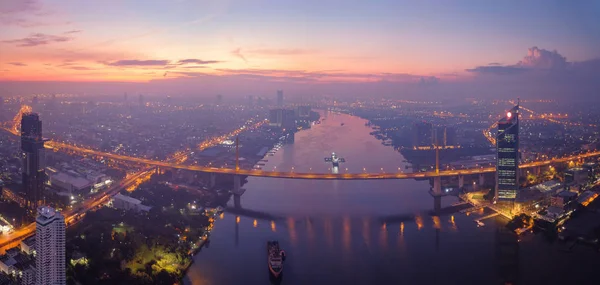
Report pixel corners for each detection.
[113,193,141,205]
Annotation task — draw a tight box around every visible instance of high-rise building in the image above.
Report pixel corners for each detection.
[216,94,223,105]
[269,109,284,127]
[411,122,433,147]
[35,206,66,285]
[21,113,46,211]
[282,109,296,131]
[276,90,284,107]
[268,108,296,130]
[296,105,311,118]
[138,94,144,106]
[496,104,520,201]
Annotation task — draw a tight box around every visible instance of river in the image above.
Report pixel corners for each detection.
[183,112,598,285]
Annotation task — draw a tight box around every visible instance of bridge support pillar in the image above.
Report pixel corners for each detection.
[233,194,242,208]
[431,176,442,213]
[233,175,241,192]
[458,175,464,189]
[209,173,217,188]
[433,195,442,213]
[432,176,442,195]
[231,175,245,209]
[479,173,485,187]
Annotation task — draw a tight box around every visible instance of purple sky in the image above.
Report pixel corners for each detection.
[1,0,600,99]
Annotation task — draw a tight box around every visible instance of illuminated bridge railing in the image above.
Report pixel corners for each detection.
[42,140,600,180]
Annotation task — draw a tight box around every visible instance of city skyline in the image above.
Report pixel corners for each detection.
[1,0,600,99]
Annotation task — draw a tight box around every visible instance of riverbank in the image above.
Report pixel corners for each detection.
[65,173,226,284]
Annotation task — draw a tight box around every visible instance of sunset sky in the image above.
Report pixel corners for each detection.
[1,0,600,98]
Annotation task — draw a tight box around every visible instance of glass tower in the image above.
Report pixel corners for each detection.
[496,104,519,201]
[21,113,46,210]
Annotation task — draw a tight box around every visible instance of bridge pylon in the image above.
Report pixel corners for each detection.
[235,136,240,172]
[209,173,217,188]
[231,175,245,208]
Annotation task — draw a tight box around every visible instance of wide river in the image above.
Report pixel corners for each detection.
[184,112,599,285]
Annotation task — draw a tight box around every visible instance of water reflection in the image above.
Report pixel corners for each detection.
[432,216,441,230]
[362,217,370,247]
[287,217,297,246]
[449,215,457,231]
[380,222,388,251]
[185,112,492,285]
[342,216,351,251]
[324,217,333,247]
[415,215,424,230]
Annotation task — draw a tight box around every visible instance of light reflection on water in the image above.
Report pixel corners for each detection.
[185,112,501,285]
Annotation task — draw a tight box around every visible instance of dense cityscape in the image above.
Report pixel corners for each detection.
[0,93,600,284]
[3,1,600,284]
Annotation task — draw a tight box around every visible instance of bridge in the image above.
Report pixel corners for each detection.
[3,104,600,205]
[1,103,599,253]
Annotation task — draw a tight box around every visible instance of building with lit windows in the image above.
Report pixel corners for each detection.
[35,206,65,285]
[21,113,46,211]
[496,104,520,201]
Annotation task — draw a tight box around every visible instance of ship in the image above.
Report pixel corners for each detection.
[267,240,285,278]
[324,152,345,167]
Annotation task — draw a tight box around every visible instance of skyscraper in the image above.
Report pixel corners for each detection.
[269,109,284,127]
[216,94,223,105]
[35,206,66,285]
[21,113,46,211]
[496,104,520,201]
[276,90,283,107]
[411,122,433,147]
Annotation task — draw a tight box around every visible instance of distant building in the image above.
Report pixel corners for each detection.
[276,90,283,107]
[564,168,589,191]
[269,109,284,127]
[433,126,456,146]
[35,206,65,285]
[111,193,151,212]
[47,172,92,193]
[247,95,254,107]
[282,109,296,131]
[138,94,144,106]
[411,122,433,147]
[216,94,223,105]
[296,105,311,118]
[21,113,46,211]
[582,162,597,181]
[496,104,520,201]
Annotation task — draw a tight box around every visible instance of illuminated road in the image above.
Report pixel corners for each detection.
[0,171,150,253]
[4,106,600,181]
[39,140,600,179]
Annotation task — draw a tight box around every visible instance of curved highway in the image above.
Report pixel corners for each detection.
[46,140,600,179]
